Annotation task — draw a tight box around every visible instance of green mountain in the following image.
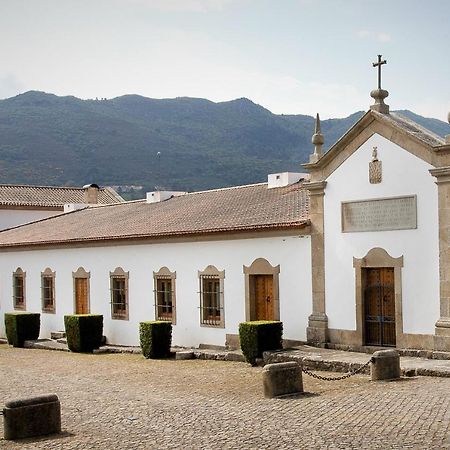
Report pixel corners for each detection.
[0,91,448,193]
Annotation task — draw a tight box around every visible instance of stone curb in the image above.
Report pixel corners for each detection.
[6,340,450,378]
[263,350,450,378]
[263,352,371,375]
[325,343,450,361]
[12,339,245,361]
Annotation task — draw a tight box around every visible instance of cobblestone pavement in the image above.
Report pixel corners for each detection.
[0,345,449,449]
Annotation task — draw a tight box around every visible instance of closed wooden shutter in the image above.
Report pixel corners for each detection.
[75,278,89,314]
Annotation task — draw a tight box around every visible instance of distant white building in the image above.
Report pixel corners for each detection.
[0,184,124,230]
[1,61,450,352]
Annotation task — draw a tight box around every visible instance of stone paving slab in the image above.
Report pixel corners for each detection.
[1,344,450,449]
[24,339,69,352]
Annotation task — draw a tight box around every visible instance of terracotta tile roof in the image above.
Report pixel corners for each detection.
[0,184,124,208]
[0,182,310,248]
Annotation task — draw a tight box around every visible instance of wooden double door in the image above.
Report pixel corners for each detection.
[363,268,396,347]
[251,275,274,321]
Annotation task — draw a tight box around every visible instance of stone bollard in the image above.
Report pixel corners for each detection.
[3,394,61,440]
[371,349,401,381]
[262,361,303,398]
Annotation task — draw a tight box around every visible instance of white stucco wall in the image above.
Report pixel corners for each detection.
[0,234,312,347]
[0,209,59,231]
[324,133,439,335]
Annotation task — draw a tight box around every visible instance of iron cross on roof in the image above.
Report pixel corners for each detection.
[372,55,387,89]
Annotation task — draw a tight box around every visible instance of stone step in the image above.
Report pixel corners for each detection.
[51,331,65,340]
[324,343,450,361]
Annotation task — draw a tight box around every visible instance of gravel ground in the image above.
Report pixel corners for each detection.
[0,344,449,449]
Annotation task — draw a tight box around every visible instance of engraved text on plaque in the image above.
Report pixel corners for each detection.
[342,196,417,233]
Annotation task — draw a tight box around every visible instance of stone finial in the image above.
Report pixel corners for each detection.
[370,88,390,114]
[309,113,324,163]
[446,112,450,144]
[370,55,389,114]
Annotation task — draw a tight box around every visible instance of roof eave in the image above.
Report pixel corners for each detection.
[0,221,311,250]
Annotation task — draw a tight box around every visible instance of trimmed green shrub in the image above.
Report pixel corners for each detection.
[139,321,172,359]
[64,314,103,353]
[4,312,40,347]
[239,320,283,366]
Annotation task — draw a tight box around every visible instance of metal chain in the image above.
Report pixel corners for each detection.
[301,357,374,381]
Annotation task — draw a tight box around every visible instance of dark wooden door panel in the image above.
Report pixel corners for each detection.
[364,268,395,347]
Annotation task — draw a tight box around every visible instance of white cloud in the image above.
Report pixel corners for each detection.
[377,33,392,43]
[0,73,25,99]
[120,0,235,12]
[356,30,392,43]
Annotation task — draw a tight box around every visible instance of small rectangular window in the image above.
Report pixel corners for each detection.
[153,268,176,324]
[110,267,129,320]
[111,277,127,318]
[41,268,55,313]
[200,274,224,327]
[155,278,173,321]
[13,270,26,310]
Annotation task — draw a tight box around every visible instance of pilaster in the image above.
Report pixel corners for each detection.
[305,180,328,344]
[429,167,450,351]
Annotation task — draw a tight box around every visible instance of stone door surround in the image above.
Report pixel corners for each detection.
[353,247,403,347]
[243,258,280,322]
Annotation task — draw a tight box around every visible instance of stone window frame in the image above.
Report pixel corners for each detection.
[41,267,56,314]
[243,258,280,321]
[198,265,225,328]
[153,267,177,324]
[72,267,91,314]
[353,247,404,347]
[12,267,26,311]
[109,267,129,321]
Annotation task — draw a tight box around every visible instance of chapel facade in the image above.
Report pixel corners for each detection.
[304,57,450,352]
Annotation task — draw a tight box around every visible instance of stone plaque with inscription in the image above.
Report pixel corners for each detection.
[342,196,417,233]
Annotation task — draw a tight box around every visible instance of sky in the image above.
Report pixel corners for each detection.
[0,0,449,120]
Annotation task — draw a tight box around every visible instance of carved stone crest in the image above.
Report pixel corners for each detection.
[369,146,382,184]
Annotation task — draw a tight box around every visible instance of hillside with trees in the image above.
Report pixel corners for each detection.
[0,91,448,194]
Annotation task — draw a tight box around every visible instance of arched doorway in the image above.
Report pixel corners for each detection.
[353,248,403,347]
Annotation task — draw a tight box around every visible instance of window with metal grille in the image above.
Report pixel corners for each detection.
[198,265,225,327]
[155,278,173,320]
[41,268,55,313]
[110,267,129,320]
[153,267,176,324]
[13,268,25,310]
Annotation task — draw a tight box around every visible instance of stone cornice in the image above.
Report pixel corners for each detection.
[303,109,447,180]
[429,166,450,184]
[304,180,327,194]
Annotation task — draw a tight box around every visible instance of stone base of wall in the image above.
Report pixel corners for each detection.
[327,328,446,353]
[225,334,305,351]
